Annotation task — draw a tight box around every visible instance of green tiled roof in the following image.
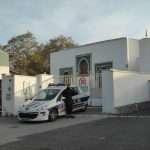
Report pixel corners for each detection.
[0,49,9,66]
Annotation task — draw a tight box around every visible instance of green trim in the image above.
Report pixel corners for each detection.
[76,54,91,75]
[59,67,73,75]
[95,62,113,73]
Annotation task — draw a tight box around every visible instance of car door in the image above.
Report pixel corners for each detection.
[71,87,85,110]
[56,94,66,115]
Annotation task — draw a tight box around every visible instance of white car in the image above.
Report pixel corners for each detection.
[17,84,89,122]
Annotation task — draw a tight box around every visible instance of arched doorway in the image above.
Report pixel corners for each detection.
[79,58,89,75]
[76,54,91,76]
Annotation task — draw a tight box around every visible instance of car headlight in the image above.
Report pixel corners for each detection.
[35,106,47,112]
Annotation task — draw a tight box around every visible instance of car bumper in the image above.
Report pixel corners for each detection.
[17,111,49,122]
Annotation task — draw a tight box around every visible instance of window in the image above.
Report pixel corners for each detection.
[71,87,80,95]
[59,67,73,85]
[33,89,60,101]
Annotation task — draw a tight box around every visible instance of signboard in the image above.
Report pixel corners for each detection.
[77,76,90,94]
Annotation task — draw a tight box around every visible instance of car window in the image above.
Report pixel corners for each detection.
[71,87,80,95]
[33,89,60,101]
[57,94,63,102]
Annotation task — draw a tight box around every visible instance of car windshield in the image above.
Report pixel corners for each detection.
[73,87,83,94]
[33,89,60,101]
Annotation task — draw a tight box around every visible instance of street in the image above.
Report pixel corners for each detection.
[0,108,106,145]
[0,109,150,150]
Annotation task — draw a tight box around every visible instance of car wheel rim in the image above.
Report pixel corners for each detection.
[50,110,57,121]
[51,112,55,120]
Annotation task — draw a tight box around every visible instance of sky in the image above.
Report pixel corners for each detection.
[0,0,150,45]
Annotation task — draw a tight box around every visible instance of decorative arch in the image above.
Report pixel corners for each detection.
[78,57,89,75]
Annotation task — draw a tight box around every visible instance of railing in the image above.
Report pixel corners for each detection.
[53,74,103,98]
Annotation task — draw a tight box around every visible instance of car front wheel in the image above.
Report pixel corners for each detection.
[48,109,58,121]
[82,104,88,111]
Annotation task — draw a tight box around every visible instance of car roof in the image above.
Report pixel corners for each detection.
[47,86,65,90]
[47,85,77,90]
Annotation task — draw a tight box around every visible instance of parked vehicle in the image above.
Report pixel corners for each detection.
[17,84,89,122]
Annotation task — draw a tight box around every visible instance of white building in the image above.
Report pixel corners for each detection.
[2,37,150,115]
[50,37,150,113]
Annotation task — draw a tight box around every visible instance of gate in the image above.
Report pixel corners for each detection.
[53,74,103,108]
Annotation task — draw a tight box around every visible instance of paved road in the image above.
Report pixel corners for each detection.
[0,107,150,150]
[0,107,106,145]
[0,116,150,150]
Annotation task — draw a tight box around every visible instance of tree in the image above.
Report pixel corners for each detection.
[0,45,3,49]
[2,33,77,75]
[44,35,76,52]
[43,35,77,73]
[3,32,40,75]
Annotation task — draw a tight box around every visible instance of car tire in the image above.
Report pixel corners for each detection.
[48,109,58,121]
[82,105,88,112]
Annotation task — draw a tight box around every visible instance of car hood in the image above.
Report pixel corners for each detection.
[19,101,51,112]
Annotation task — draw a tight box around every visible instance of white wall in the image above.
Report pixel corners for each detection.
[113,70,150,107]
[139,38,150,73]
[102,70,116,113]
[102,70,150,113]
[2,74,54,116]
[51,38,128,76]
[36,74,54,92]
[2,75,37,116]
[13,75,37,115]
[127,39,140,71]
[14,74,53,115]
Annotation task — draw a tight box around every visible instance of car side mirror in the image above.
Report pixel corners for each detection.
[57,96,65,102]
[61,96,65,100]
